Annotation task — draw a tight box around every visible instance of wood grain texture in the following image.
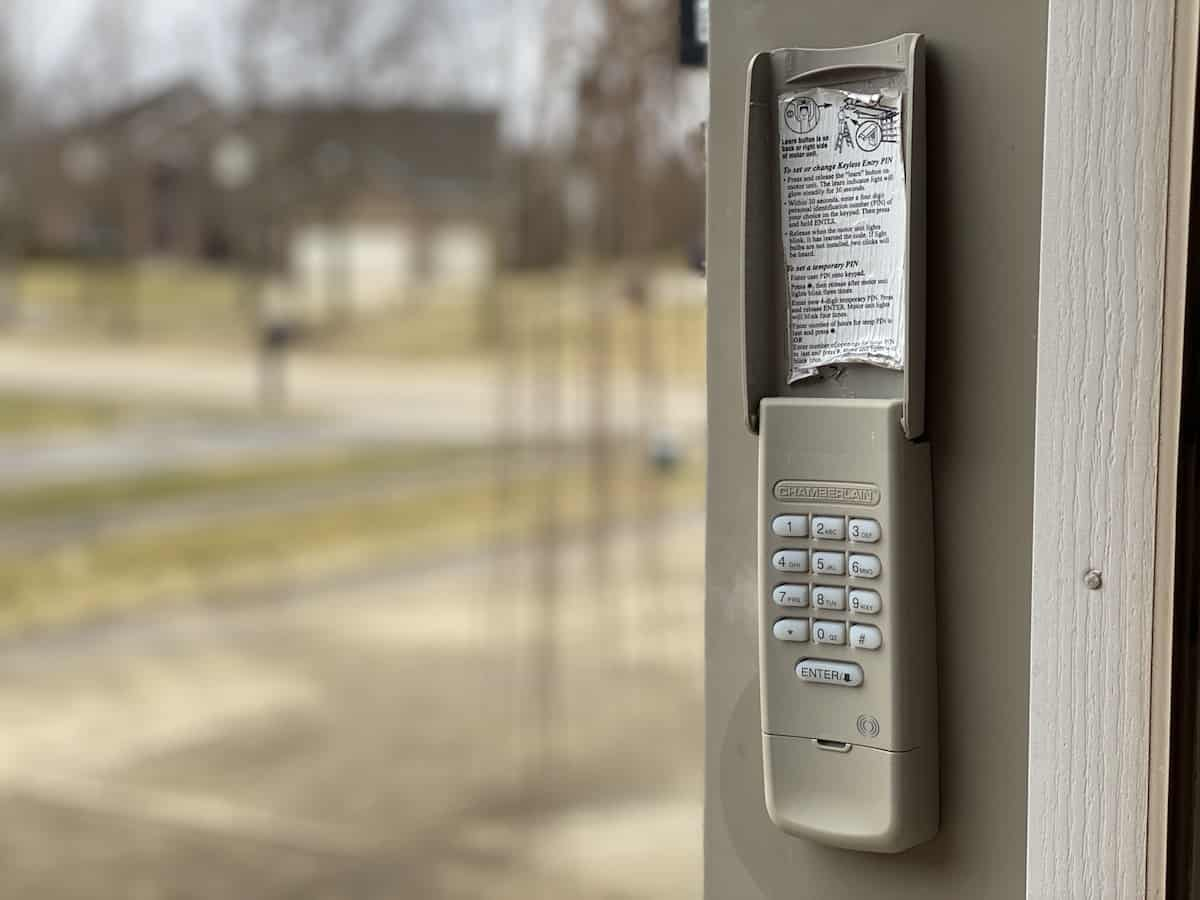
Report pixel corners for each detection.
[1028,0,1180,896]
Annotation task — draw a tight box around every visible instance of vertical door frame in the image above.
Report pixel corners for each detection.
[1027,0,1198,897]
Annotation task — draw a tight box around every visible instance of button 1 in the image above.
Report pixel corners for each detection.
[848,518,881,543]
[773,584,809,608]
[812,551,845,576]
[811,585,846,611]
[812,620,846,645]
[772,550,809,573]
[848,554,881,579]
[850,624,882,650]
[811,516,845,540]
[771,515,809,538]
[849,589,881,614]
[773,618,810,642]
[796,659,863,687]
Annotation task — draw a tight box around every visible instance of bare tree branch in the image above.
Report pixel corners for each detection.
[229,0,451,105]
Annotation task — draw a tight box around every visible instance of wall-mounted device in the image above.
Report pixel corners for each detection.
[743,33,937,853]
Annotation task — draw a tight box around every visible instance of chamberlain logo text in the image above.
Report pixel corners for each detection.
[773,480,881,506]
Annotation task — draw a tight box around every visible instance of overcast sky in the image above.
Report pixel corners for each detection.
[18,0,215,85]
[12,0,706,145]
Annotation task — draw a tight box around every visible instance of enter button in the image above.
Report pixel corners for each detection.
[795,659,864,687]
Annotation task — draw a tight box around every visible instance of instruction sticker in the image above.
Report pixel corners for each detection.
[777,81,907,381]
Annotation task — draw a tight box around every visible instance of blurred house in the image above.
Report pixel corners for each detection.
[20,82,224,260]
[16,81,510,314]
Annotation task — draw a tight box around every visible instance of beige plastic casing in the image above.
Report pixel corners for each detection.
[758,397,937,852]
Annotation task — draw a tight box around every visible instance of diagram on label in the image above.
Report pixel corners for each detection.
[834,97,899,153]
[783,96,831,135]
[776,80,907,381]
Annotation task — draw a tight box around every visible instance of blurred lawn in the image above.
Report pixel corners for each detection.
[0,388,263,436]
[315,265,707,381]
[0,390,125,434]
[18,261,247,342]
[0,448,702,635]
[0,443,484,521]
[14,260,706,380]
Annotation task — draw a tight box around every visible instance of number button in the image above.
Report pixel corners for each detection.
[811,585,846,611]
[771,515,809,538]
[773,584,809,608]
[812,620,846,645]
[772,550,809,573]
[850,624,883,650]
[848,518,881,543]
[848,553,881,579]
[811,516,845,540]
[773,618,810,642]
[849,589,881,614]
[811,551,845,576]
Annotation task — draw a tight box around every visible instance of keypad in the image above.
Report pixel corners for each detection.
[769,508,886,674]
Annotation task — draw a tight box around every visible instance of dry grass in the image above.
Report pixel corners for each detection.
[0,450,703,635]
[13,260,707,380]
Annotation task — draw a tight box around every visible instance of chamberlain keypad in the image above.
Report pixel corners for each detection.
[770,512,884,675]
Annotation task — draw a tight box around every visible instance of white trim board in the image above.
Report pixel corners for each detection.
[1027,0,1196,897]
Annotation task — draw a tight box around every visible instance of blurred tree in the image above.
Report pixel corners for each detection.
[574,0,699,260]
[0,5,31,325]
[0,14,17,131]
[46,0,141,121]
[229,0,451,104]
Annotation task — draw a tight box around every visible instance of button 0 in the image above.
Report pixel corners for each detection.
[773,618,810,642]
[772,550,809,573]
[811,585,846,611]
[773,584,809,607]
[848,554,881,579]
[812,551,845,576]
[850,624,883,650]
[811,516,845,540]
[796,659,863,687]
[771,515,809,538]
[812,620,846,645]
[849,589,881,614]
[848,518,881,543]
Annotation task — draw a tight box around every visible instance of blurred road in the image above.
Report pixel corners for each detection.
[0,513,704,899]
[0,341,705,486]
